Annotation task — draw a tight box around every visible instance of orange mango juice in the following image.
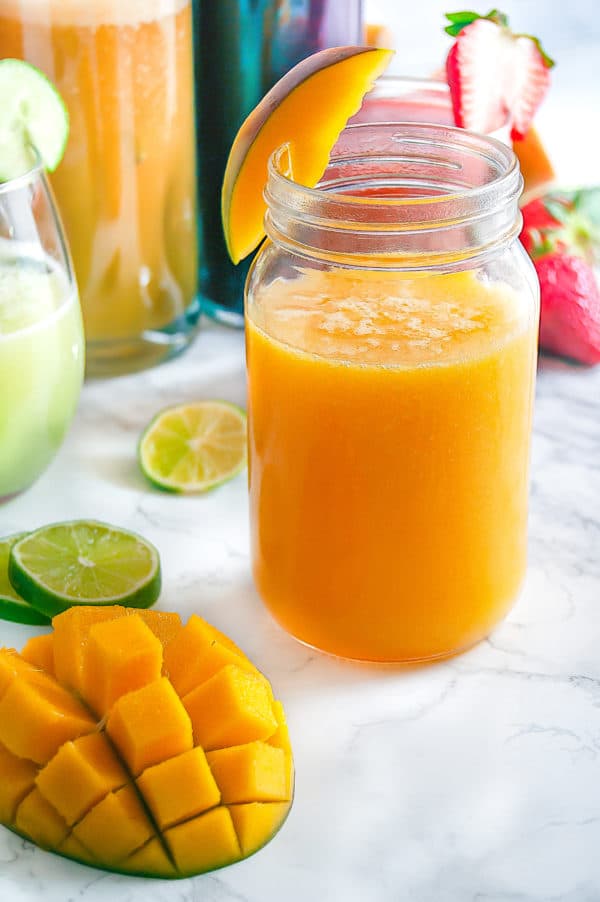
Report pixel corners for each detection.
[247,268,537,661]
[0,0,197,347]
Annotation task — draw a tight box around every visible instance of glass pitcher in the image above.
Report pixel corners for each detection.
[0,0,198,376]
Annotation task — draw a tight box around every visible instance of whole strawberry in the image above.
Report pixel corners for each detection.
[520,189,600,365]
[444,9,554,140]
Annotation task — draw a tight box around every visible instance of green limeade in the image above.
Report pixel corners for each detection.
[0,255,84,500]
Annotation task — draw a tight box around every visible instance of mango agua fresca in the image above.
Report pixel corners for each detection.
[246,124,539,662]
[0,0,197,374]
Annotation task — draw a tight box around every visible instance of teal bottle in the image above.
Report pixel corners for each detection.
[193,0,363,326]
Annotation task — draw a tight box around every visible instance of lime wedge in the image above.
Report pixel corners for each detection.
[0,59,69,180]
[139,401,247,493]
[0,532,50,625]
[8,521,161,618]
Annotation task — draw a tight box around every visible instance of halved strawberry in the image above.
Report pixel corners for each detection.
[445,9,554,140]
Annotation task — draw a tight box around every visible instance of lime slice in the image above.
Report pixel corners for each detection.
[0,58,69,181]
[0,532,50,625]
[139,401,247,493]
[8,521,161,618]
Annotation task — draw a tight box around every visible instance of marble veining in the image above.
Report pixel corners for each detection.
[1,3,600,896]
[0,315,598,901]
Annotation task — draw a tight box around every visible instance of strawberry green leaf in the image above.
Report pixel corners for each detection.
[527,228,555,260]
[544,198,572,225]
[445,22,469,36]
[486,9,509,27]
[573,187,600,226]
[444,8,508,36]
[530,188,600,264]
[445,10,481,21]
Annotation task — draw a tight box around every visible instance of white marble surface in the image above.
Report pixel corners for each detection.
[1,331,600,902]
[2,3,600,900]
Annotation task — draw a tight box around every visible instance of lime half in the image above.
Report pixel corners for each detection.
[139,401,247,493]
[0,532,50,625]
[0,59,69,181]
[8,521,161,618]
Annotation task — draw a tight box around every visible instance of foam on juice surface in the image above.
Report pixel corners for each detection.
[0,0,189,27]
[251,268,530,367]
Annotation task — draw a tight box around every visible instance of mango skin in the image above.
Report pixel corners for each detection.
[0,607,294,879]
[222,46,393,264]
[5,799,293,880]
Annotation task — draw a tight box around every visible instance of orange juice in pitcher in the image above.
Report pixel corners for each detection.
[0,0,198,374]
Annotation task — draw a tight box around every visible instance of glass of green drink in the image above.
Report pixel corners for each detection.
[0,155,84,502]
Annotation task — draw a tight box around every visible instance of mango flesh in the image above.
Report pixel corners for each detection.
[513,126,555,197]
[222,46,393,264]
[84,616,163,716]
[21,633,55,675]
[52,606,182,694]
[0,607,293,878]
[182,664,277,750]
[163,614,259,696]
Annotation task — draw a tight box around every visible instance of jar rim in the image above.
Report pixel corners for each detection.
[264,121,523,268]
[267,121,520,213]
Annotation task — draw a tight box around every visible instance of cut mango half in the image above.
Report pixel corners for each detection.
[222,46,393,264]
[0,606,293,879]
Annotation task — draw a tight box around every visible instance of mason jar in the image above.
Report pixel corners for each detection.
[246,122,539,662]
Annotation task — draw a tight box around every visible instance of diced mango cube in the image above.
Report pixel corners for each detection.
[137,746,220,830]
[165,806,240,875]
[134,610,182,650]
[0,742,38,823]
[107,678,192,776]
[21,634,55,676]
[52,607,182,694]
[36,732,128,825]
[52,606,130,693]
[0,648,48,698]
[83,616,163,716]
[228,802,290,856]
[0,674,96,764]
[124,838,177,878]
[268,701,292,756]
[268,700,294,798]
[206,742,289,804]
[58,834,96,865]
[73,785,154,865]
[15,788,69,849]
[182,664,277,751]
[163,614,257,697]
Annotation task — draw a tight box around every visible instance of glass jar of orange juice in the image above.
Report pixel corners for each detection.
[246,122,539,662]
[0,0,198,375]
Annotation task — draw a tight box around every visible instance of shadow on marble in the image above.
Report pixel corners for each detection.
[81,451,149,492]
[538,352,582,373]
